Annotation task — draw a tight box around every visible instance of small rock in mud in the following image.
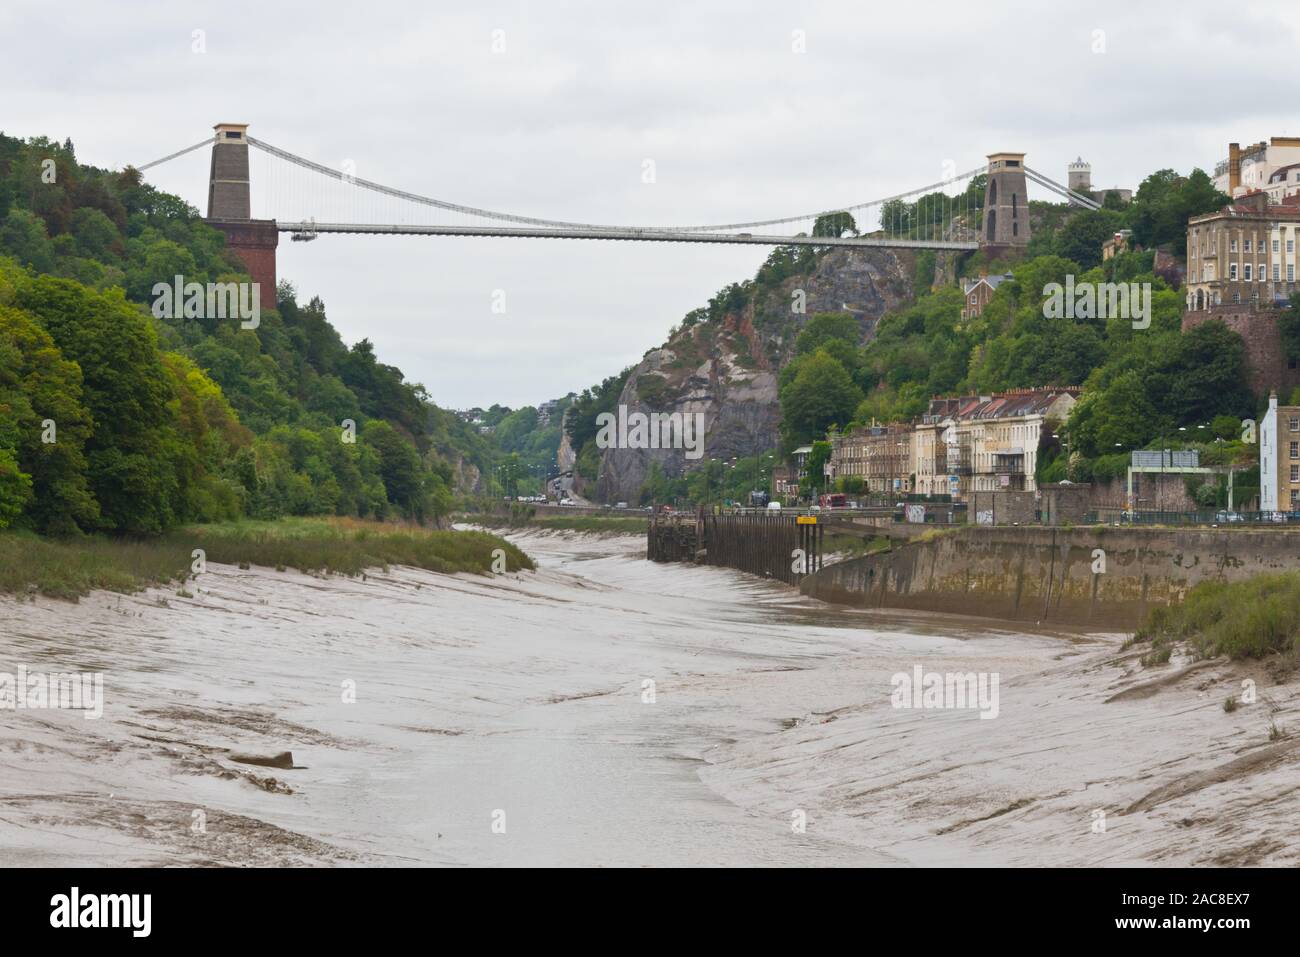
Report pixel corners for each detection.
[228,750,295,769]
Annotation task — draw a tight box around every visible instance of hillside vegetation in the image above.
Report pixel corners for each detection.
[0,132,495,534]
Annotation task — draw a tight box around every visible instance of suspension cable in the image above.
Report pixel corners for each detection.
[247,135,982,233]
[134,136,218,172]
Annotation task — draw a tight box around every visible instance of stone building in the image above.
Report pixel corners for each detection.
[1261,392,1300,512]
[1185,192,1300,309]
[908,390,1078,500]
[830,424,913,494]
[1067,157,1132,204]
[1101,229,1133,261]
[960,272,1013,320]
[1183,193,1300,396]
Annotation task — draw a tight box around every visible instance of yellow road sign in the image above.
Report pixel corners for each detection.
[796,516,817,525]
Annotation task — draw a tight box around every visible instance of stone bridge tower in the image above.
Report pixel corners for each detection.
[982,152,1030,252]
[206,123,278,302]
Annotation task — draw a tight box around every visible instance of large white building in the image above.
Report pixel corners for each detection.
[1214,137,1300,199]
[1260,392,1300,512]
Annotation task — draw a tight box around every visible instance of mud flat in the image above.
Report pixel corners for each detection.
[1,530,1296,866]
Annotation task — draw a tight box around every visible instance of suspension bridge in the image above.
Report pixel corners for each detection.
[135,123,1100,294]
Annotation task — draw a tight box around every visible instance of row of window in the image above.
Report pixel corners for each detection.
[1228,263,1297,281]
[1228,238,1297,253]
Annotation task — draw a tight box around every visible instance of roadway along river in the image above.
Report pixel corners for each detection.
[1,531,1294,866]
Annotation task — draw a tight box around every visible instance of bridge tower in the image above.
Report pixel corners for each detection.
[206,123,278,302]
[982,152,1030,251]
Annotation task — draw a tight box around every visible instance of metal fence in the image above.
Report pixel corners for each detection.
[1086,509,1300,526]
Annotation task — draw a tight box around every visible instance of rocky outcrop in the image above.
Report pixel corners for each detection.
[595,245,916,502]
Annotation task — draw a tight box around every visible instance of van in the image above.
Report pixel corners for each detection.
[766,501,782,511]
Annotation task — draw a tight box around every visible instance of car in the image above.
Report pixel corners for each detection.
[1214,510,1244,523]
[559,499,578,507]
[766,501,782,511]
[614,502,628,509]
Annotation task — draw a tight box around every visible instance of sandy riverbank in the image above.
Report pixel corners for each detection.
[1,530,1296,866]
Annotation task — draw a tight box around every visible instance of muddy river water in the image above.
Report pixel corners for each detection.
[1,531,1295,866]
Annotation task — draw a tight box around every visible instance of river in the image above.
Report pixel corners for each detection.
[1,531,1294,866]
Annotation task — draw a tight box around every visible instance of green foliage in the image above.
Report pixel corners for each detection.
[1052,208,1126,270]
[567,367,632,481]
[0,131,486,534]
[1137,572,1300,660]
[778,350,863,450]
[805,440,832,492]
[812,211,858,238]
[795,312,860,354]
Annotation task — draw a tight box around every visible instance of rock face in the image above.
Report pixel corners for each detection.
[595,246,916,503]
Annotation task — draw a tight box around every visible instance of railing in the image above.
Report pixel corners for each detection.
[1086,509,1300,526]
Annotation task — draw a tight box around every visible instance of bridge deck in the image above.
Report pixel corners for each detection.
[276,222,979,250]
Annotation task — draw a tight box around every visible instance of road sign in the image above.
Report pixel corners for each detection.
[796,516,817,525]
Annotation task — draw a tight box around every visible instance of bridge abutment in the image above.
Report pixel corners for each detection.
[206,123,278,302]
[982,152,1031,252]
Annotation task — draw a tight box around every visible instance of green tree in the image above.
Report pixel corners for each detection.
[17,276,183,533]
[778,350,864,449]
[0,300,98,533]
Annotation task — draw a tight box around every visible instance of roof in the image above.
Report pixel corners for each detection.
[925,388,1080,423]
[961,272,1014,295]
[1268,163,1300,183]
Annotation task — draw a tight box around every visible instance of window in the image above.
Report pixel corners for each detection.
[1291,465,1299,483]
[1275,264,1282,281]
[1260,264,1267,280]
[1231,238,1238,252]
[1290,264,1296,282]
[1231,263,1238,280]
[1274,239,1281,253]
[1244,263,1252,281]
[1289,239,1295,253]
[970,295,977,304]
[1245,239,1252,252]
[1291,441,1298,459]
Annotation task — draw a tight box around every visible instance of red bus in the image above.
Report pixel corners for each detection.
[818,493,847,509]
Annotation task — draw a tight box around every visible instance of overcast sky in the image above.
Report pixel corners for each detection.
[4,0,1299,409]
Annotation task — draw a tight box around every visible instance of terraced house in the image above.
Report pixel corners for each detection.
[837,389,1080,501]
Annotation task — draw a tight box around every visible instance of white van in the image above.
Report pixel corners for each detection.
[766,501,782,511]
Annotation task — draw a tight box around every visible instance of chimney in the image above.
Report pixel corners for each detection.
[1228,142,1241,193]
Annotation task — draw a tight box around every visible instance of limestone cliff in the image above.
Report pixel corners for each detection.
[595,245,917,502]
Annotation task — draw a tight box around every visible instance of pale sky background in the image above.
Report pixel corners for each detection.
[4,0,1299,409]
